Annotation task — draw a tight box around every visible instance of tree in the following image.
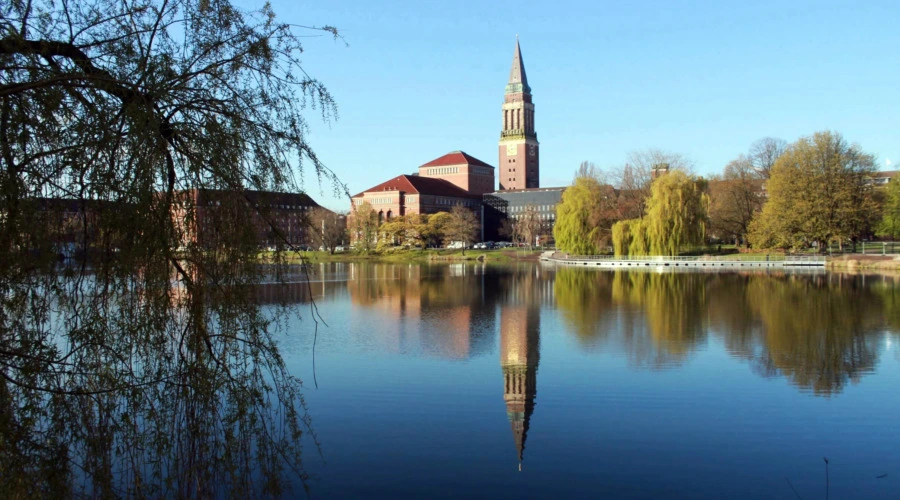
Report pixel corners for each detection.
[748,137,787,180]
[644,171,708,255]
[614,149,694,219]
[308,207,347,253]
[0,0,343,495]
[445,205,479,254]
[351,202,379,253]
[611,171,707,256]
[708,156,765,245]
[749,131,877,250]
[512,204,542,248]
[876,179,900,240]
[554,176,618,254]
[426,211,454,247]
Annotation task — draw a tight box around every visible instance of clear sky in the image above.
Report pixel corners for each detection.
[236,0,900,211]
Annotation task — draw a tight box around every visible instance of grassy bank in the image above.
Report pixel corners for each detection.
[826,255,900,272]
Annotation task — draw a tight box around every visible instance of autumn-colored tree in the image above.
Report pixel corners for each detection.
[748,131,877,250]
[445,205,480,254]
[707,156,765,245]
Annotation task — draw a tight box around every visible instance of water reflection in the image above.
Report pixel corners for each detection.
[346,264,497,358]
[553,268,899,395]
[338,263,900,397]
[499,268,541,469]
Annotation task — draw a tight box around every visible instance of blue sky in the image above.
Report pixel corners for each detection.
[237,0,900,211]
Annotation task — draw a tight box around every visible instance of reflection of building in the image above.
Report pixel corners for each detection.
[499,299,540,468]
[345,263,496,358]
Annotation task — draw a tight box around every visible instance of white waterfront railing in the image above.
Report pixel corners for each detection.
[548,253,827,264]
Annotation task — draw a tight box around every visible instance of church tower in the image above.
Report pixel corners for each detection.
[499,37,539,190]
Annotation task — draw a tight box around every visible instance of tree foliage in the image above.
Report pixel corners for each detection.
[0,0,343,495]
[876,179,900,240]
[644,171,708,256]
[554,176,616,254]
[708,155,765,245]
[446,205,479,253]
[748,131,876,250]
[308,207,347,253]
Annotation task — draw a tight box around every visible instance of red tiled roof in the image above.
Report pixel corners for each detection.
[353,175,480,199]
[419,151,494,169]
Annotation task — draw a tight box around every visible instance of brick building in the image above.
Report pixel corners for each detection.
[498,38,540,190]
[417,151,496,195]
[351,172,482,222]
[174,189,326,249]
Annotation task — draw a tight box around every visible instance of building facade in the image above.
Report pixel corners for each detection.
[498,38,539,191]
[417,151,496,195]
[351,173,482,221]
[174,189,323,249]
[483,187,565,242]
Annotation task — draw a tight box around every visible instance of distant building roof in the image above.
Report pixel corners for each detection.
[872,170,899,179]
[420,151,494,169]
[353,174,480,199]
[190,189,321,208]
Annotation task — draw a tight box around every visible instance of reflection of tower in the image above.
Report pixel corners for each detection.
[500,300,540,469]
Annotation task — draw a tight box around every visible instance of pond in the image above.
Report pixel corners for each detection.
[278,262,900,499]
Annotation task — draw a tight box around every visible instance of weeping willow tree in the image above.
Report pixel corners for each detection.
[611,218,647,257]
[645,171,708,256]
[611,172,707,256]
[0,0,345,496]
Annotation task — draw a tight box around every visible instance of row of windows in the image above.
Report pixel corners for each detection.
[428,167,460,175]
[510,204,554,213]
[512,213,555,221]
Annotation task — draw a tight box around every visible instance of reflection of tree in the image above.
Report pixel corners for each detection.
[554,268,616,344]
[612,272,709,364]
[742,275,881,395]
[554,269,709,366]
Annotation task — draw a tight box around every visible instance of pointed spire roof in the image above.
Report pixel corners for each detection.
[506,36,531,94]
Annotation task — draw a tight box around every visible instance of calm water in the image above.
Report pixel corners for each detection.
[276,263,900,499]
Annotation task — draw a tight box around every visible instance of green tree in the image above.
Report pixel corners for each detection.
[645,170,708,256]
[876,179,900,240]
[748,131,877,250]
[351,202,379,253]
[554,176,616,254]
[446,205,480,254]
[426,211,454,247]
[0,0,342,494]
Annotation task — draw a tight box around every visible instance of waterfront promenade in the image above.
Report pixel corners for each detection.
[541,252,826,269]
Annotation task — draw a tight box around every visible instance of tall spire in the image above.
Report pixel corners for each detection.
[506,37,531,94]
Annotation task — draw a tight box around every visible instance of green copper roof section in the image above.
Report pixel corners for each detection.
[505,37,531,94]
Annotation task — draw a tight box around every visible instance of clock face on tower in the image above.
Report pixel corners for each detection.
[506,143,517,156]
